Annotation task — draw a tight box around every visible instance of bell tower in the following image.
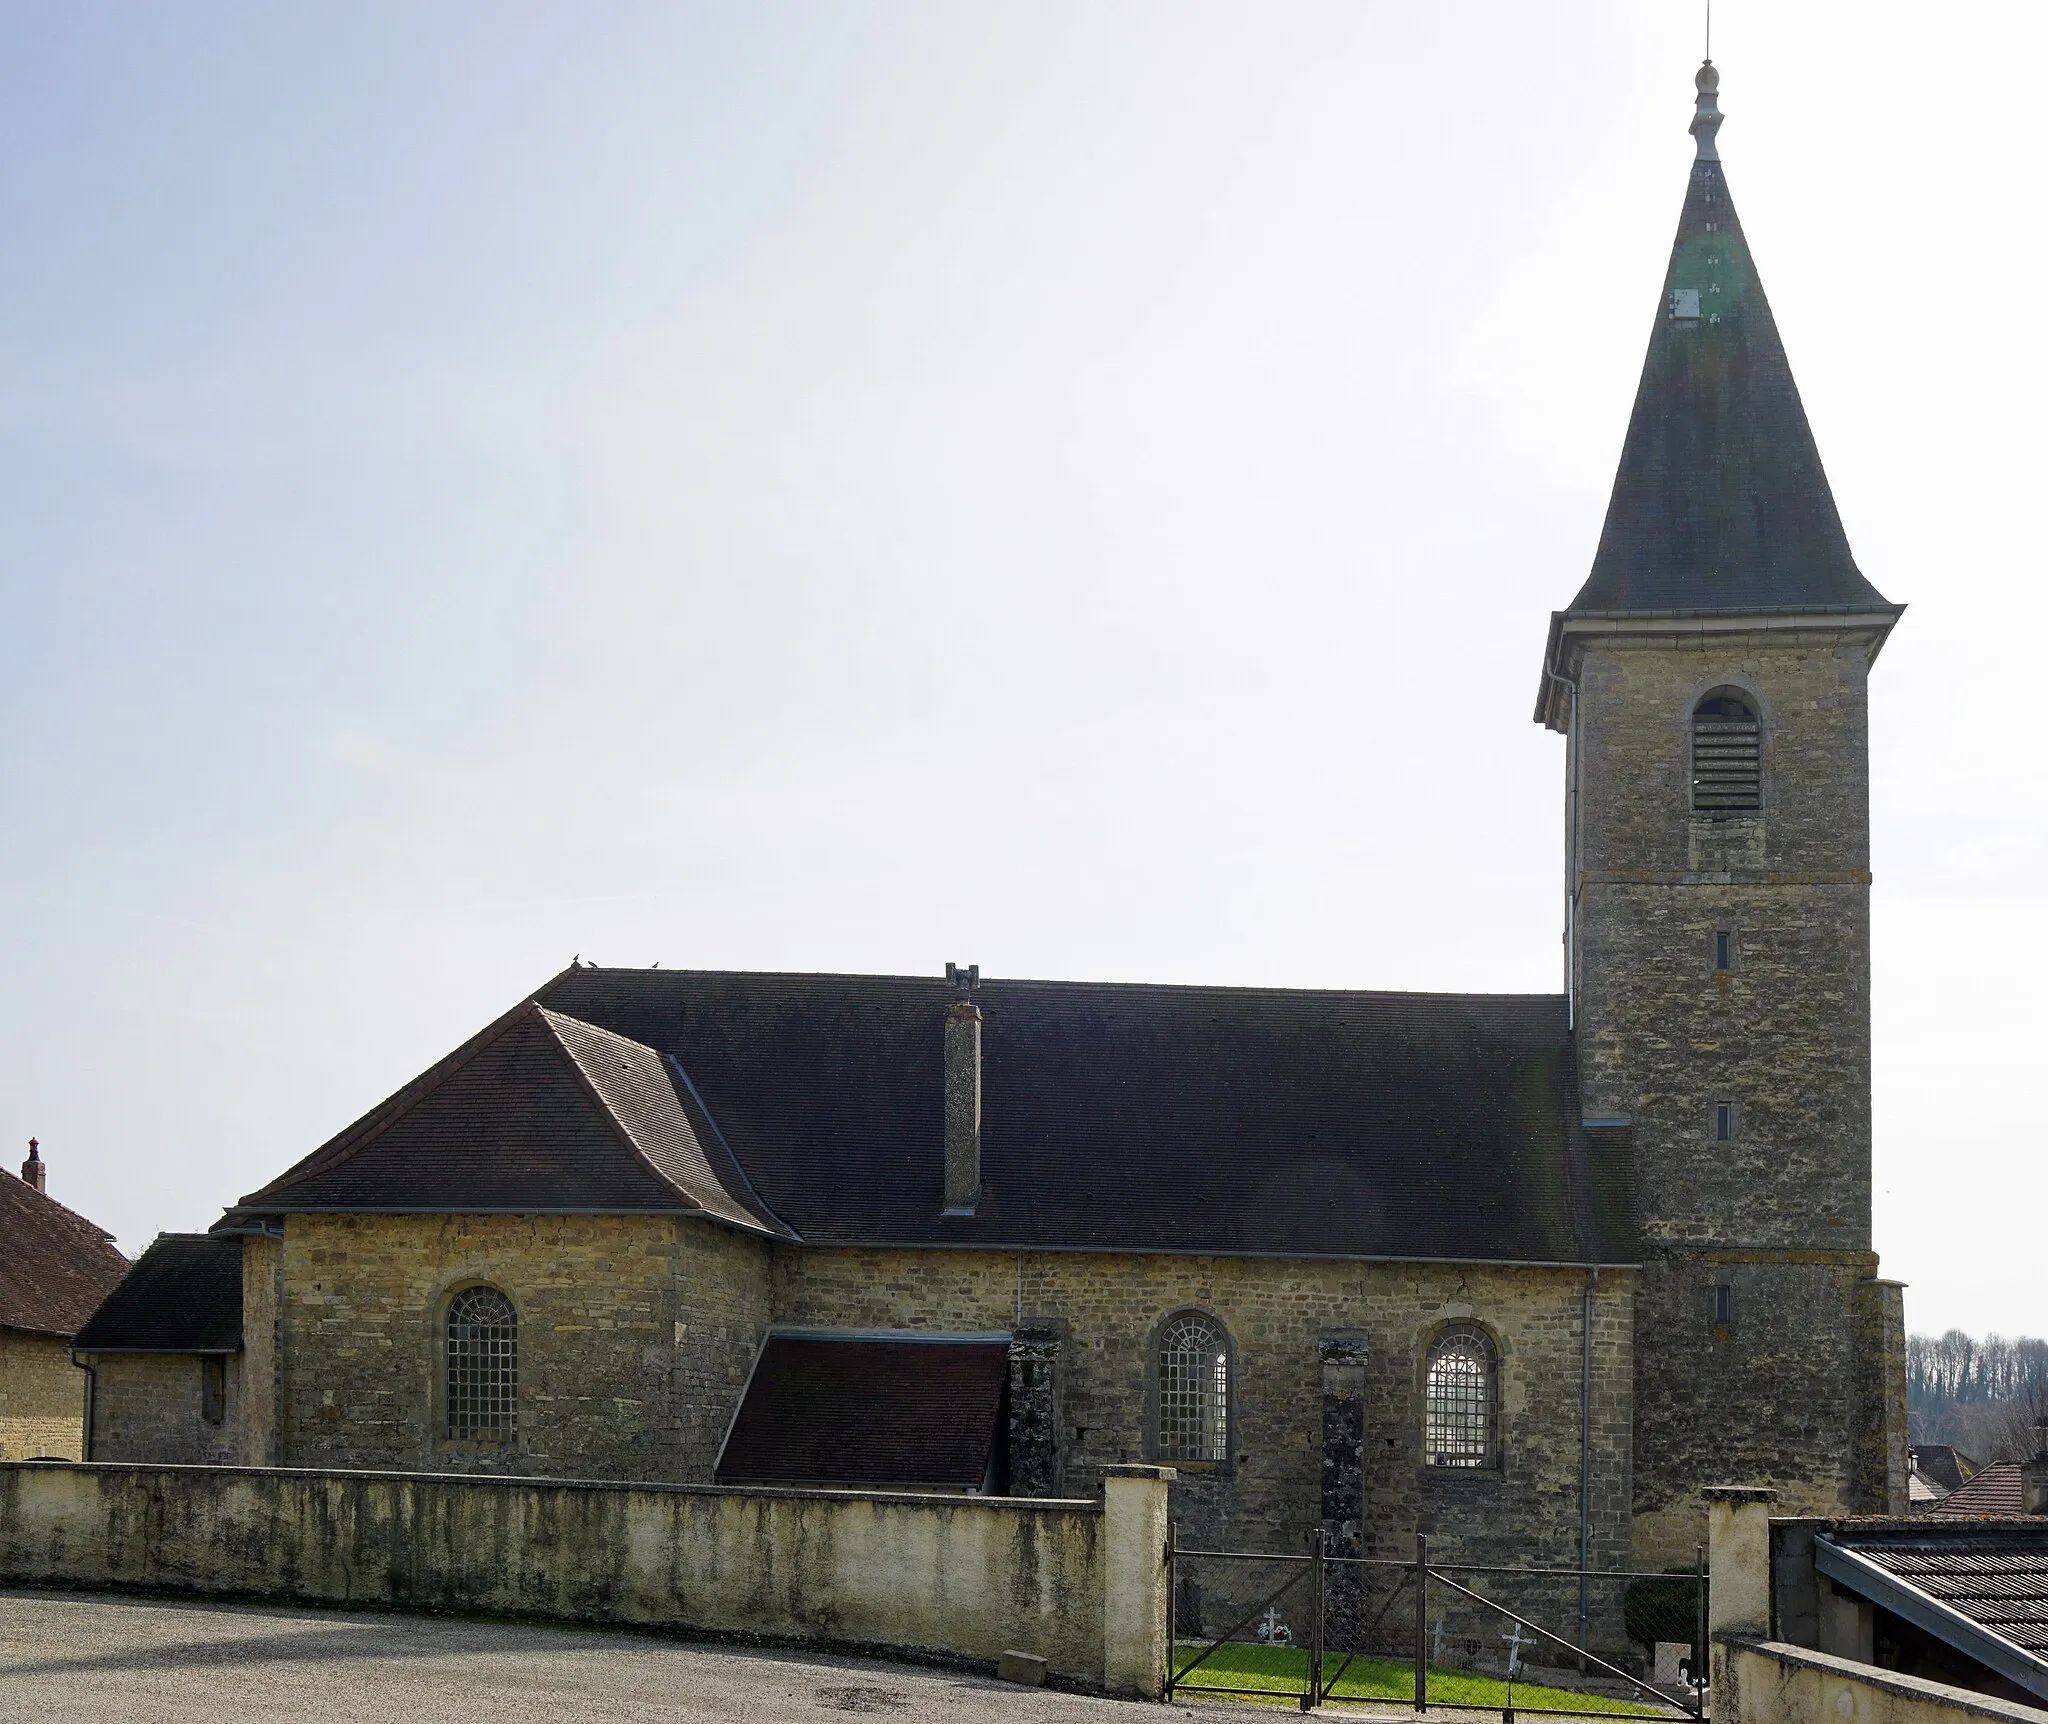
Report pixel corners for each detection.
[1536,64,1909,1565]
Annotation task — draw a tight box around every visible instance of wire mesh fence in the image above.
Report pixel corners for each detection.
[1165,1523,1708,1717]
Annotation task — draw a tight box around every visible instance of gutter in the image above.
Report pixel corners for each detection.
[1814,1536,2048,1705]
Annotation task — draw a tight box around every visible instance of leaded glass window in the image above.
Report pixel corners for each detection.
[446,1286,518,1442]
[1157,1313,1229,1462]
[1424,1325,1496,1468]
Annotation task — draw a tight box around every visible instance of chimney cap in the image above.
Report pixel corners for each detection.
[25,1137,38,1162]
[945,962,980,998]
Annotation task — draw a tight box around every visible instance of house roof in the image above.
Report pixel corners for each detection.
[1565,69,1891,620]
[1819,1523,2048,1703]
[236,1000,786,1234]
[73,1234,243,1354]
[715,1333,1010,1489]
[1926,1465,2032,1519]
[1913,1445,1982,1497]
[0,1169,129,1338]
[234,966,1638,1267]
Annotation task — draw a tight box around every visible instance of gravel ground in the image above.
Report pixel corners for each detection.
[0,1588,1642,1722]
[0,1590,1143,1724]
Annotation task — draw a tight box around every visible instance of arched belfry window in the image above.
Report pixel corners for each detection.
[1691,689,1762,814]
[1156,1312,1230,1463]
[446,1286,518,1442]
[1424,1325,1497,1468]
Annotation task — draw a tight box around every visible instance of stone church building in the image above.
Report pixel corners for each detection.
[79,63,1908,1603]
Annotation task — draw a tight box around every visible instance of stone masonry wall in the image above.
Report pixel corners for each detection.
[88,1352,243,1465]
[772,1246,1635,1650]
[1564,624,1903,1563]
[0,1327,86,1461]
[276,1212,770,1480]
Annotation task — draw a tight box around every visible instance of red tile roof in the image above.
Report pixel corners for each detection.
[0,1170,129,1338]
[1925,1464,2030,1518]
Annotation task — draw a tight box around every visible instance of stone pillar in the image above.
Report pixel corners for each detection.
[238,1229,285,1467]
[1705,1485,1776,1700]
[1102,1463,1174,1698]
[1008,1329,1062,1497]
[1319,1330,1369,1648]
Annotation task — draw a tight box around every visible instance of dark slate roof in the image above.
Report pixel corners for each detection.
[1565,121,1891,618]
[236,965,1637,1266]
[1914,1445,1983,1497]
[237,1000,785,1233]
[73,1234,243,1353]
[716,1334,1009,1489]
[0,1170,128,1338]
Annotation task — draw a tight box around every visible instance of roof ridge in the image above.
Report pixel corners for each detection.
[566,965,1568,1007]
[534,1008,707,1216]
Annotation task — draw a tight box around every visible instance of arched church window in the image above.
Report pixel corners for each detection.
[446,1285,518,1442]
[1691,690,1762,814]
[1156,1312,1230,1462]
[1424,1325,1497,1468]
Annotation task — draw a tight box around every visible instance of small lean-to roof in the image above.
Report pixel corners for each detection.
[235,1000,786,1234]
[1819,1523,2048,1702]
[73,1234,243,1353]
[0,1171,128,1338]
[716,1333,1010,1489]
[233,966,1635,1266]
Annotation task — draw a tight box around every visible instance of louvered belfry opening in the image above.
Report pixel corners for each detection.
[1691,689,1762,814]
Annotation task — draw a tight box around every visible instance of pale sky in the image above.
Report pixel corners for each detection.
[2,3,2040,1338]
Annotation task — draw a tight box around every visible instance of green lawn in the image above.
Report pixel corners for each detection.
[1171,1641,1687,1714]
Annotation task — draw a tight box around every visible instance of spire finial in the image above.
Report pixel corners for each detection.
[1690,59,1723,162]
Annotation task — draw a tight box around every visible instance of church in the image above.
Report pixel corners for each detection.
[74,62,1908,1609]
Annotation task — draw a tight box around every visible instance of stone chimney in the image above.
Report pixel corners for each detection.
[2024,1420,2048,1517]
[20,1137,44,1194]
[943,964,981,1215]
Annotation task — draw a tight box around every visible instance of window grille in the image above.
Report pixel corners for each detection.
[1157,1313,1229,1462]
[447,1286,518,1442]
[1424,1326,1496,1468]
[1692,691,1761,814]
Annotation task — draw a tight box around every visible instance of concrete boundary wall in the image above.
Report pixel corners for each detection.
[1723,1641,2048,1724]
[0,1462,1175,1694]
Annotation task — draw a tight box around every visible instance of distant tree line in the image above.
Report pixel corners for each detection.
[1908,1330,2048,1462]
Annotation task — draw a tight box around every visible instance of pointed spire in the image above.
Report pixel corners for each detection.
[1563,66,1891,616]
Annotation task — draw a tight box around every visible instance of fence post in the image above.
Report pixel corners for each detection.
[1413,1532,1429,1713]
[1306,1524,1325,1710]
[1165,1519,1179,1700]
[1693,1542,1708,1717]
[1102,1464,1176,1699]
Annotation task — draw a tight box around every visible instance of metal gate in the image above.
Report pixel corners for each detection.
[1166,1523,1709,1717]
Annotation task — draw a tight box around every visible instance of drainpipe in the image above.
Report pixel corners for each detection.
[1578,1266,1599,1654]
[71,1354,96,1462]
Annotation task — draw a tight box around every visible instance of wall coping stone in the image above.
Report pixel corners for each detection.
[0,1460,1100,1514]
[1729,1639,2048,1724]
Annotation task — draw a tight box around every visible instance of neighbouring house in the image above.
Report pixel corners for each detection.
[71,1234,245,1464]
[115,58,1912,1636]
[1919,1463,2041,1519]
[0,1141,129,1460]
[1909,1443,1981,1509]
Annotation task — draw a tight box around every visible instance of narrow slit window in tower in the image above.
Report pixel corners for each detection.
[1714,930,1734,971]
[1714,1102,1736,1143]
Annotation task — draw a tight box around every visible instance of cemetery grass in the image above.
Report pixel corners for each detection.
[1171,1642,1685,1713]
